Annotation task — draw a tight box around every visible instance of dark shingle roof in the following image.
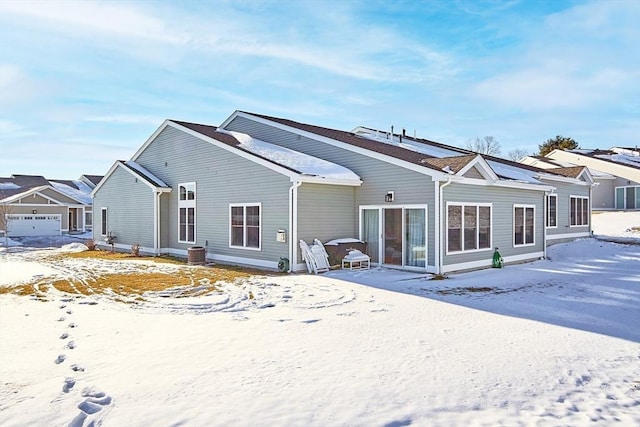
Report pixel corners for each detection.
[420,155,478,173]
[550,166,587,179]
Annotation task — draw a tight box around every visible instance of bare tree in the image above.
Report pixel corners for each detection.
[507,148,530,162]
[465,136,502,156]
[0,203,12,247]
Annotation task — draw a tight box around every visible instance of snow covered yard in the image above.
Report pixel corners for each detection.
[1,213,639,426]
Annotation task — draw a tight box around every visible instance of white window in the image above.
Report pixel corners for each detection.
[100,208,107,236]
[178,182,196,243]
[546,194,557,228]
[615,186,640,210]
[570,196,589,226]
[514,205,535,246]
[229,203,261,250]
[446,203,491,253]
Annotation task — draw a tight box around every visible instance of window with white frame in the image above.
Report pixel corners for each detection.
[546,194,557,228]
[570,196,589,226]
[514,205,535,246]
[615,186,640,210]
[447,203,491,253]
[100,208,107,236]
[230,203,261,249]
[178,182,196,243]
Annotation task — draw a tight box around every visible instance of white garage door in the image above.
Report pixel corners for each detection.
[6,215,61,237]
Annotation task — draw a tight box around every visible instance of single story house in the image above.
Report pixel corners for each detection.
[93,111,594,274]
[0,174,100,237]
[521,147,640,211]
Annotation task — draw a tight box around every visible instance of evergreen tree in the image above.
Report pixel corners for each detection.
[539,135,579,156]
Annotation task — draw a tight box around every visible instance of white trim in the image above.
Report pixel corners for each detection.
[358,204,429,270]
[614,185,640,210]
[100,207,108,236]
[221,111,449,181]
[513,204,536,247]
[457,155,500,181]
[91,161,172,196]
[546,232,591,240]
[445,202,493,255]
[160,248,278,270]
[569,195,590,227]
[537,171,594,186]
[177,182,196,244]
[167,121,361,186]
[229,203,262,250]
[546,194,558,228]
[441,251,544,273]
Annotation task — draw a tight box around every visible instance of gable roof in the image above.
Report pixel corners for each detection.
[131,120,361,186]
[91,160,171,196]
[222,111,571,189]
[0,174,95,204]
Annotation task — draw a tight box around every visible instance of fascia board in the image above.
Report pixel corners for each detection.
[168,121,304,182]
[230,112,448,181]
[537,173,592,186]
[130,120,173,162]
[457,155,500,180]
[3,186,65,205]
[298,176,362,186]
[42,185,88,205]
[492,181,555,192]
[117,162,171,192]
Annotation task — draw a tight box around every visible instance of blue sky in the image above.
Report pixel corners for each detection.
[1,0,638,179]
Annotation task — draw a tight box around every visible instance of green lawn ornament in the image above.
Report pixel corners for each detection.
[492,247,504,268]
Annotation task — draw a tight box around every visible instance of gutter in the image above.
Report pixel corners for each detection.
[289,180,302,272]
[436,178,453,275]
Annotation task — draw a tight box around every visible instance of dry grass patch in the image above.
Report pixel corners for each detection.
[1,250,279,302]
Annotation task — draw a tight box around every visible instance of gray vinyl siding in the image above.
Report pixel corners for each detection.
[592,178,614,210]
[442,183,545,266]
[543,180,591,237]
[92,166,155,249]
[225,116,438,267]
[297,182,356,252]
[134,126,291,265]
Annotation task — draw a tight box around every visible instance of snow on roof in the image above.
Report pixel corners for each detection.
[217,129,361,183]
[594,153,640,168]
[0,182,20,190]
[124,161,169,188]
[50,181,93,204]
[486,160,543,184]
[355,129,463,158]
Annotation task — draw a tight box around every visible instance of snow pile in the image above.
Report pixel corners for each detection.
[59,243,89,253]
[0,236,23,247]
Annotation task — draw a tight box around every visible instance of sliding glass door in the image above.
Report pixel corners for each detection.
[360,205,427,269]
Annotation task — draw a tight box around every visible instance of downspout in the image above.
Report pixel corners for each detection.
[154,190,161,256]
[437,178,453,275]
[543,191,549,259]
[289,180,302,272]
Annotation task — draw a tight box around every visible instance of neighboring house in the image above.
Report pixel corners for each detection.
[93,111,593,274]
[0,174,100,237]
[522,147,640,210]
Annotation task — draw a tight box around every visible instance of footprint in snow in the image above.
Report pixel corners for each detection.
[301,319,321,324]
[59,304,66,309]
[70,364,85,372]
[68,322,77,328]
[68,387,113,427]
[63,377,76,393]
[60,332,69,340]
[65,341,76,350]
[57,317,65,322]
[66,309,73,315]
[55,354,66,364]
